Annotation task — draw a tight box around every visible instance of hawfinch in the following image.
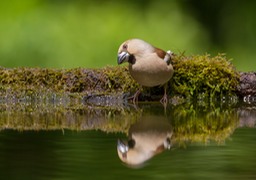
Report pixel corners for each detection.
[117,115,172,167]
[117,38,174,104]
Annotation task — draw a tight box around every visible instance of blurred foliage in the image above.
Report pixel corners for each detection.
[0,0,255,71]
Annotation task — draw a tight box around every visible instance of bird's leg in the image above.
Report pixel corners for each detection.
[160,83,168,106]
[127,87,141,104]
[132,89,141,104]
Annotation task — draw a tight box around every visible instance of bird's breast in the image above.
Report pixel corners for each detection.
[129,57,173,87]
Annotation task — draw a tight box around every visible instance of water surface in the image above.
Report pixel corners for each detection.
[0,101,255,180]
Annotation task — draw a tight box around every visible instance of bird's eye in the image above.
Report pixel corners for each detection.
[123,44,128,49]
[128,139,135,148]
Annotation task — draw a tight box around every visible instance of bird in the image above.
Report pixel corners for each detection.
[117,115,172,167]
[117,38,174,104]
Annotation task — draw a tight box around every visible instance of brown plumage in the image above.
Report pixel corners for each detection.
[117,38,174,104]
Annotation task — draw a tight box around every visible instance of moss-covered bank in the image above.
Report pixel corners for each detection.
[0,53,243,103]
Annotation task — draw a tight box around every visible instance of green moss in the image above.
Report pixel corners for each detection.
[102,66,139,93]
[0,53,240,102]
[0,66,138,94]
[170,53,239,99]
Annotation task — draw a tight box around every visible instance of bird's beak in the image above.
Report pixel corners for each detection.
[117,139,129,153]
[117,51,130,65]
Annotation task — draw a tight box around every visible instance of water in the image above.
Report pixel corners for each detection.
[0,100,255,180]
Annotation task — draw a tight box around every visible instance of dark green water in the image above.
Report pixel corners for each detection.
[0,102,255,180]
[0,129,255,180]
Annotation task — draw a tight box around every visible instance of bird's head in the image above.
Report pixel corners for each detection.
[117,39,155,65]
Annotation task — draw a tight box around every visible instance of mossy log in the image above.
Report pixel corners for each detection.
[0,53,254,104]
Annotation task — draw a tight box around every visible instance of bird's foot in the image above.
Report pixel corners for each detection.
[160,93,168,106]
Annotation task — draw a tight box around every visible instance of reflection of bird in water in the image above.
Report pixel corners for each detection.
[117,38,174,104]
[117,115,172,167]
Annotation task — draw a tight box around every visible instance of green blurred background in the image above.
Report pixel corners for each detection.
[0,0,255,71]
